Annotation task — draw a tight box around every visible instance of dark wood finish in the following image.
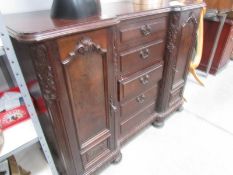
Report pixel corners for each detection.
[118,15,168,48]
[119,40,165,76]
[6,1,204,175]
[198,19,233,74]
[120,85,159,122]
[118,63,163,102]
[120,102,156,141]
[157,9,200,115]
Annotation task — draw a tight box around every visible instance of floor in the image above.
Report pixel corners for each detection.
[15,61,233,175]
[101,61,233,175]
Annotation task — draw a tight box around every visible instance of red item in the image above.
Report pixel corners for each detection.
[0,105,30,130]
[34,96,47,114]
[198,19,233,74]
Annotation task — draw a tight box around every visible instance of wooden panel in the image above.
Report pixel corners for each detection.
[57,30,109,145]
[219,25,233,69]
[118,63,163,102]
[169,87,183,107]
[172,18,195,90]
[64,50,107,144]
[118,15,168,48]
[120,102,155,138]
[57,29,107,63]
[120,85,158,122]
[119,40,165,76]
[81,140,110,168]
[198,20,233,74]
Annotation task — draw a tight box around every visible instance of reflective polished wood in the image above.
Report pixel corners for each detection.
[6,1,204,174]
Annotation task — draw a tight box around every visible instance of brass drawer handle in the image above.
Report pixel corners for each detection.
[140,74,150,85]
[140,48,149,59]
[141,24,152,36]
[136,94,146,104]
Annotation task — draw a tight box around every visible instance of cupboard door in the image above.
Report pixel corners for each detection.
[57,29,116,170]
[168,10,200,108]
[157,10,200,112]
[171,16,197,90]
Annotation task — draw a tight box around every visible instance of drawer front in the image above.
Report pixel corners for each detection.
[120,40,165,76]
[118,63,163,102]
[120,85,158,122]
[120,102,156,138]
[118,15,168,48]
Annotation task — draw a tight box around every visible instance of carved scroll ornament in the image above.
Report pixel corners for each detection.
[62,37,107,65]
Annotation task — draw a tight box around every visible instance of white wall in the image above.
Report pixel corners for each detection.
[0,0,53,14]
[0,0,126,14]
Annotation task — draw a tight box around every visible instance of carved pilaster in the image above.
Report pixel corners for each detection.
[167,12,181,54]
[184,12,198,29]
[112,27,118,76]
[157,11,181,113]
[31,44,57,105]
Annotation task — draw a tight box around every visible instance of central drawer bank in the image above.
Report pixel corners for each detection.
[6,1,204,175]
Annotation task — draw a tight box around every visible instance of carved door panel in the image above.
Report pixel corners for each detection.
[167,11,199,107]
[157,10,200,112]
[57,29,117,170]
[171,14,197,90]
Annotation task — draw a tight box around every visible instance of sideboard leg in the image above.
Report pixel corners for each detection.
[112,152,122,164]
[176,105,184,112]
[152,119,165,128]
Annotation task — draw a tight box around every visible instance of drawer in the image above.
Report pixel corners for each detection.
[120,102,156,138]
[119,40,165,76]
[120,85,158,122]
[118,63,163,102]
[118,15,168,48]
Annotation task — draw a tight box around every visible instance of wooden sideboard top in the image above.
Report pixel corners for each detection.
[5,0,204,42]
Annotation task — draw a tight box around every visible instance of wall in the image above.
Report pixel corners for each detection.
[0,0,127,14]
[0,0,127,91]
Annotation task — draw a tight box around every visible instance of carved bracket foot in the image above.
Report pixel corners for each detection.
[152,119,165,128]
[112,152,122,164]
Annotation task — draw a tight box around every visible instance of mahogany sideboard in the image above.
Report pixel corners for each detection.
[5,1,204,175]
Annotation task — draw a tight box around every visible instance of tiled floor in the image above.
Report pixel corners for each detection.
[101,61,233,175]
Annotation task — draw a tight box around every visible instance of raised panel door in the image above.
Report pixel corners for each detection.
[57,29,117,170]
[172,17,196,90]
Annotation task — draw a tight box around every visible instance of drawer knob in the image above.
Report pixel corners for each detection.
[140,48,149,59]
[140,74,150,85]
[136,94,146,104]
[141,25,152,36]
